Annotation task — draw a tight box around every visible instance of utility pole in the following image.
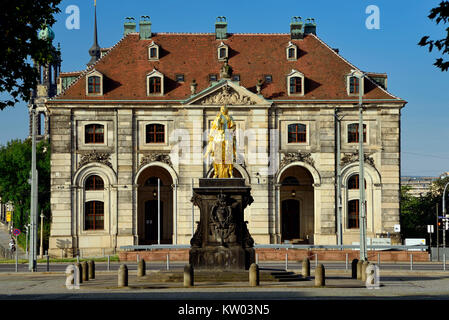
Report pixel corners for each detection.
[40,211,45,259]
[29,105,38,272]
[334,109,343,247]
[442,181,449,249]
[158,178,161,245]
[357,73,367,261]
[437,203,440,261]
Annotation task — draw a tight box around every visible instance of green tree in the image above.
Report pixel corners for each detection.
[0,0,62,109]
[419,1,449,71]
[0,139,51,248]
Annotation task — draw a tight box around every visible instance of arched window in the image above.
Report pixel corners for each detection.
[149,77,162,94]
[348,123,366,143]
[288,123,306,143]
[85,201,104,230]
[348,174,366,190]
[348,199,359,229]
[88,76,101,94]
[85,124,104,144]
[349,76,359,94]
[145,124,165,143]
[289,77,302,94]
[85,175,104,191]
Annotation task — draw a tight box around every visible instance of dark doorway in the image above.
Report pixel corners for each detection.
[145,200,164,243]
[281,199,300,241]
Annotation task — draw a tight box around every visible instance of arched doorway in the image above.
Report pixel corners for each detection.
[137,166,173,244]
[279,166,314,243]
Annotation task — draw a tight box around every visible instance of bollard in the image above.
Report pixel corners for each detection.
[184,264,194,287]
[256,253,259,265]
[107,255,111,271]
[88,260,95,280]
[302,258,310,278]
[166,254,170,271]
[351,259,359,279]
[81,261,89,282]
[137,254,139,263]
[357,260,363,280]
[315,263,325,287]
[138,259,146,277]
[361,261,369,282]
[285,253,288,270]
[118,264,128,287]
[46,255,50,272]
[75,263,83,284]
[410,254,413,271]
[249,263,260,287]
[378,253,381,267]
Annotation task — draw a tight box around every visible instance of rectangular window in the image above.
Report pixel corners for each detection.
[150,47,158,59]
[289,77,302,94]
[149,77,162,94]
[85,201,104,230]
[348,123,367,143]
[146,124,165,143]
[287,123,306,143]
[348,200,359,229]
[349,77,359,94]
[85,124,104,144]
[88,76,101,94]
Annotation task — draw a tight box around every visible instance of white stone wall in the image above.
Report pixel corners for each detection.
[48,101,403,256]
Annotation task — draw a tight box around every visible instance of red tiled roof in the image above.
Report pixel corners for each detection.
[50,33,405,104]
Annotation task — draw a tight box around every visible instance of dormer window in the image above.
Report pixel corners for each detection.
[86,70,103,96]
[286,42,297,61]
[347,70,365,96]
[148,42,160,61]
[217,42,228,61]
[146,69,164,95]
[287,69,305,96]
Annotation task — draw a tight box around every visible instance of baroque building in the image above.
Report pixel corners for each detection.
[46,13,406,256]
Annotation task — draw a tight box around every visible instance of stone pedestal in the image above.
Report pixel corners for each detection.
[189,178,255,270]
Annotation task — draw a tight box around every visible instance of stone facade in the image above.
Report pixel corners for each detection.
[46,17,406,257]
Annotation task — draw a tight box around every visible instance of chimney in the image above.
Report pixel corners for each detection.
[139,16,152,40]
[290,16,304,40]
[304,18,317,35]
[215,16,228,40]
[124,17,136,36]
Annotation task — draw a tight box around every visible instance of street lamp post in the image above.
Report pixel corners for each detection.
[442,181,449,248]
[40,211,45,259]
[29,105,38,272]
[357,72,367,261]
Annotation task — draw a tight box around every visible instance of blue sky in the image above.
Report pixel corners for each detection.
[0,0,448,177]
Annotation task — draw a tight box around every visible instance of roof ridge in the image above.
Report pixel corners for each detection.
[310,34,402,101]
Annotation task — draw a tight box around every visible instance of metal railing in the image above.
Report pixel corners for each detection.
[120,244,428,252]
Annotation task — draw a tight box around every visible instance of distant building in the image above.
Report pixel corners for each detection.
[401,176,437,197]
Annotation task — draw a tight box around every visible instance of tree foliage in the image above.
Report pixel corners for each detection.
[0,0,62,109]
[419,1,449,71]
[0,139,51,238]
